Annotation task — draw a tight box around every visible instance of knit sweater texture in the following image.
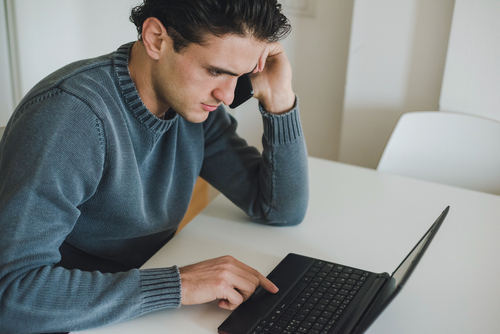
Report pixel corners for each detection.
[0,42,308,333]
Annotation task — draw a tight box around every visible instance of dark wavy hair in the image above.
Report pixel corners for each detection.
[130,0,291,52]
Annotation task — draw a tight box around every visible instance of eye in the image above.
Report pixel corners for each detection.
[208,69,222,77]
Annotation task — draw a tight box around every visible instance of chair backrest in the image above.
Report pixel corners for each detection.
[377,111,500,195]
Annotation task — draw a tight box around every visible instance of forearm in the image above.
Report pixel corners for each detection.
[0,264,180,333]
[201,99,308,226]
[253,98,309,225]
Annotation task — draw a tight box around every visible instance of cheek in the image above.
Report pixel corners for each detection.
[161,55,216,103]
[176,67,211,96]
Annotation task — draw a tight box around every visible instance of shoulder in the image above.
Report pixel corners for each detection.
[18,52,115,109]
[10,49,126,135]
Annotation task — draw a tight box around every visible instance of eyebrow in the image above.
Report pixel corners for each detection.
[209,64,258,77]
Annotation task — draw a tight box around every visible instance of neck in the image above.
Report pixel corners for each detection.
[128,41,170,118]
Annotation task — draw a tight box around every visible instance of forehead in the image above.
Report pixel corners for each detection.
[183,33,267,74]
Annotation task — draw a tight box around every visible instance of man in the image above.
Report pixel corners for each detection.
[0,0,308,332]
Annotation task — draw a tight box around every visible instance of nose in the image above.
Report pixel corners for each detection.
[212,77,238,106]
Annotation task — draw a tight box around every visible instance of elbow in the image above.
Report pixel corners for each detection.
[274,211,307,227]
[257,188,309,227]
[258,206,307,226]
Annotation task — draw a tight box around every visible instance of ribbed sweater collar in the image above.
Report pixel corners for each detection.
[113,42,177,133]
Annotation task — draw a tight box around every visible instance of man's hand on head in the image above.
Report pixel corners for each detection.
[179,255,278,310]
[250,42,296,115]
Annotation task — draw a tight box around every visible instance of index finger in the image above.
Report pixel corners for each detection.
[240,263,278,294]
[232,259,279,294]
[259,273,279,294]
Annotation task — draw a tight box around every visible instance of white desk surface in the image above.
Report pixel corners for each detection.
[77,157,500,333]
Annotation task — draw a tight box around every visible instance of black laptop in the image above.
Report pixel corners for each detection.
[218,206,449,334]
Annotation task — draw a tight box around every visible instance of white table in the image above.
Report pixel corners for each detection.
[77,157,500,333]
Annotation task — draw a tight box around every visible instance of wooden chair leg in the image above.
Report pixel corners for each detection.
[176,177,210,234]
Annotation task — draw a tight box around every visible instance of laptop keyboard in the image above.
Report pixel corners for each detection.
[252,260,369,334]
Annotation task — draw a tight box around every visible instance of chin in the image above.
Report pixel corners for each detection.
[178,110,210,124]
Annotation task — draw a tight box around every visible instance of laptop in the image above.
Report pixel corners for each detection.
[218,206,449,334]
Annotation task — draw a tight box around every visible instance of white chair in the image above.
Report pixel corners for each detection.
[377,111,500,196]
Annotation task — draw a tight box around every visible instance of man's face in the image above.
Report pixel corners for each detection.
[153,33,267,123]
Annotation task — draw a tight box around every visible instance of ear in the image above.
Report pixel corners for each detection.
[141,17,171,60]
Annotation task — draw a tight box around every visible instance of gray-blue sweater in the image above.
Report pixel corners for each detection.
[0,42,308,333]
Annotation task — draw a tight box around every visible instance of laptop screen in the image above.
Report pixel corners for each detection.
[392,206,448,287]
[353,206,449,334]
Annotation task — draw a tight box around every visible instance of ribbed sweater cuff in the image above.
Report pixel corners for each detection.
[259,96,303,145]
[139,266,182,314]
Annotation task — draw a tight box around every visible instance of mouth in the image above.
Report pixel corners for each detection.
[201,103,219,112]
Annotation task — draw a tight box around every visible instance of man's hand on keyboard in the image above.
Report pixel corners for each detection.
[179,255,279,310]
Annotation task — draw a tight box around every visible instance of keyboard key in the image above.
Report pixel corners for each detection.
[314,261,325,267]
[312,292,324,298]
[335,277,346,284]
[322,263,334,272]
[306,315,318,323]
[308,282,320,288]
[330,299,341,307]
[319,298,331,305]
[302,276,313,282]
[310,309,322,317]
[333,265,344,272]
[317,316,329,324]
[322,310,333,318]
[293,314,306,322]
[314,303,327,311]
[317,271,327,278]
[334,294,346,301]
[313,276,325,283]
[313,322,325,330]
[302,321,313,329]
[317,286,327,293]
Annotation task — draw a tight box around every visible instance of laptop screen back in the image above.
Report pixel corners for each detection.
[392,206,448,287]
[353,206,449,334]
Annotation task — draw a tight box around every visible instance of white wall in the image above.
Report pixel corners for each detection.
[339,0,455,169]
[9,0,140,99]
[440,0,500,120]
